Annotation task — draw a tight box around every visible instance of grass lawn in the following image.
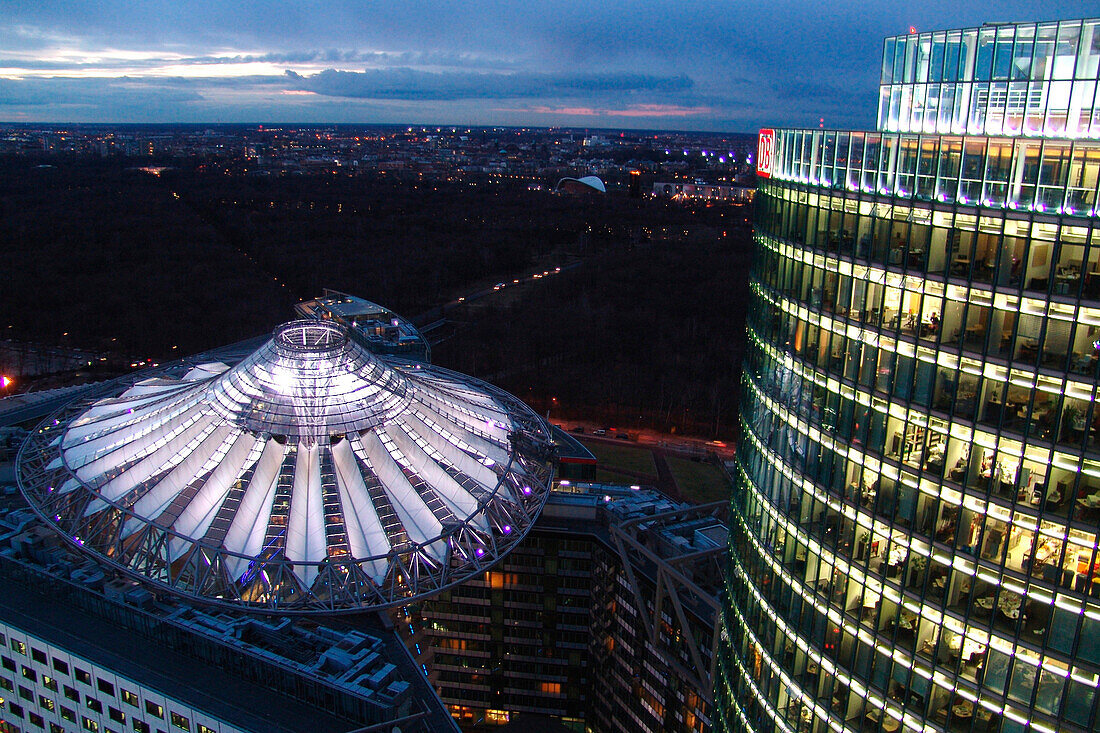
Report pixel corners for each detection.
[594,468,642,484]
[666,456,731,504]
[579,440,658,477]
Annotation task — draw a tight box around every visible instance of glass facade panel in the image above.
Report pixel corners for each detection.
[721,17,1100,733]
[878,20,1100,138]
[768,128,1100,218]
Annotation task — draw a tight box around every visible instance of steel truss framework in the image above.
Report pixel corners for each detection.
[608,501,727,706]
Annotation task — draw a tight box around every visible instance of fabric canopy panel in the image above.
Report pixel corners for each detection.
[18,320,555,612]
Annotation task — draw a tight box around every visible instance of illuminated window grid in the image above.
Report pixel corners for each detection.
[759,183,1100,239]
[761,229,1100,323]
[722,507,925,733]
[756,238,1100,389]
[726,540,1034,733]
[879,20,1100,139]
[746,320,1100,483]
[743,340,1100,500]
[767,129,1100,213]
[739,348,1100,645]
[759,239,1100,337]
[739,421,1100,689]
[729,495,1097,733]
[729,447,1098,733]
[748,283,1100,481]
[742,372,1100,605]
[732,359,1100,725]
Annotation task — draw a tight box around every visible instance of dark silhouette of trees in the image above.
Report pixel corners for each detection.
[0,154,752,439]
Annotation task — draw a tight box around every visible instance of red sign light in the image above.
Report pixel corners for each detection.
[757,129,775,179]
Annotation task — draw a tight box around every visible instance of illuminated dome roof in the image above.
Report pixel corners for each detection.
[17,321,555,613]
[555,175,606,194]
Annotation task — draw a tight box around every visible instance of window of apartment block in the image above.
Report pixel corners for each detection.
[97,679,115,696]
[31,648,47,665]
[75,668,92,685]
[145,700,163,718]
[121,689,139,707]
[52,658,69,675]
[170,712,190,731]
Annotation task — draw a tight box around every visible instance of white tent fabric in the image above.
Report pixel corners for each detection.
[221,439,286,580]
[331,438,390,582]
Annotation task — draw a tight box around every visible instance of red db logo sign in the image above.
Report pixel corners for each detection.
[757,129,774,179]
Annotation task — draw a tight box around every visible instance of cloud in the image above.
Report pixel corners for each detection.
[505,103,712,118]
[199,49,518,70]
[284,67,694,102]
[0,77,203,107]
[0,49,523,73]
[1,0,1094,129]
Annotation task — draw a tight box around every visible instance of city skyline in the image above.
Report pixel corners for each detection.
[0,1,1094,131]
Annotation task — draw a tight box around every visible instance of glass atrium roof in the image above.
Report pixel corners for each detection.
[17,321,555,612]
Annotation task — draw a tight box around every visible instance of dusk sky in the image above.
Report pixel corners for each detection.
[0,1,1095,132]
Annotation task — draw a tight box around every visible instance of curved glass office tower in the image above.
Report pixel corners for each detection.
[717,18,1100,733]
